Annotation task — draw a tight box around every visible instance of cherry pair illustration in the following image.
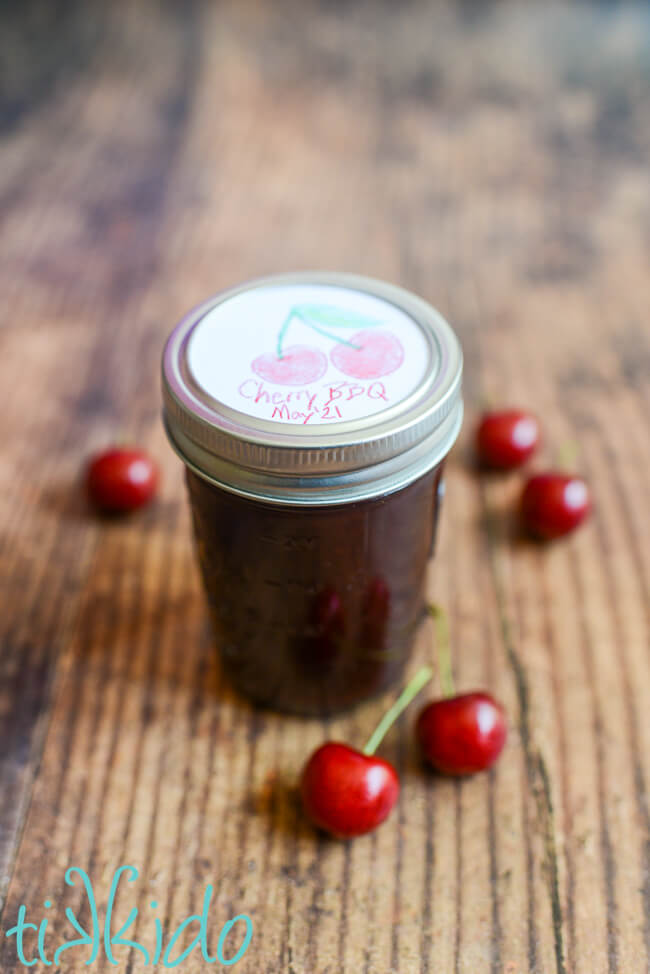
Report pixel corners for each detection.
[476,408,591,539]
[251,304,404,386]
[252,329,403,386]
[300,605,506,839]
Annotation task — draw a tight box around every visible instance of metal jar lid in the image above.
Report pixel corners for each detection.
[162,272,463,505]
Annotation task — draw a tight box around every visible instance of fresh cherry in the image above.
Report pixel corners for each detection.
[330,329,404,380]
[416,692,507,775]
[521,472,591,539]
[251,344,327,386]
[86,447,159,513]
[416,605,507,775]
[300,743,399,839]
[300,666,431,838]
[476,409,540,469]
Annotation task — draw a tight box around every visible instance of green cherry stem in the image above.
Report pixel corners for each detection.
[427,603,455,698]
[478,393,494,412]
[276,311,297,360]
[276,306,365,359]
[362,665,433,756]
[108,427,138,450]
[556,440,579,472]
[294,313,362,350]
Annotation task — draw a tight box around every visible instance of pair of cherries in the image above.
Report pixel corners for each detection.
[476,409,591,538]
[301,607,507,839]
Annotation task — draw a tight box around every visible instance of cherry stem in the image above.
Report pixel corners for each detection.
[112,429,130,448]
[276,311,297,360]
[556,440,578,472]
[295,313,362,350]
[362,665,433,756]
[277,307,364,359]
[427,603,455,698]
[478,393,494,411]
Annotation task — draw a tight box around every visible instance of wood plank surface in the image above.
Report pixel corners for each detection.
[0,1,649,971]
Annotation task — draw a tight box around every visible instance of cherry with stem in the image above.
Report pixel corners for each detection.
[300,665,432,838]
[521,439,591,540]
[416,603,507,776]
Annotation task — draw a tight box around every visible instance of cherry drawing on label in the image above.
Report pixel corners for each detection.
[248,304,405,388]
[330,329,404,380]
[251,345,327,386]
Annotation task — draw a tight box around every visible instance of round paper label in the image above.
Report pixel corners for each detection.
[186,284,433,426]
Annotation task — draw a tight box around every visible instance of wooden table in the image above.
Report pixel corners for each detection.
[1,2,648,971]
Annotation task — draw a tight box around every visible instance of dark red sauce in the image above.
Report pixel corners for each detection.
[186,465,444,715]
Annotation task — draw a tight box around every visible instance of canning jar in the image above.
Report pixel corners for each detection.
[162,273,463,715]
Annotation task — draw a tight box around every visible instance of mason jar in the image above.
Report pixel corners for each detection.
[162,273,463,715]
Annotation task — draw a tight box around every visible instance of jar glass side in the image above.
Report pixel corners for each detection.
[186,465,444,715]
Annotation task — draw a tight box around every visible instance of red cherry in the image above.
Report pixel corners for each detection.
[299,666,432,838]
[251,344,327,386]
[521,472,591,539]
[330,329,404,380]
[86,447,158,513]
[416,692,507,775]
[300,742,399,839]
[476,409,540,469]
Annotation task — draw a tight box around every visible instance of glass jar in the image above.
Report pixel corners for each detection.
[162,273,463,715]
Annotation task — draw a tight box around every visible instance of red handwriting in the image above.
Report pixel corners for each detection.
[237,379,389,424]
[238,379,318,410]
[323,382,388,407]
[271,404,317,424]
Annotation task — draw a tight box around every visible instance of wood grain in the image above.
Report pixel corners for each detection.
[0,1,649,971]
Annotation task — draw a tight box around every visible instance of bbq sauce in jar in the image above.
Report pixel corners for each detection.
[163,273,462,715]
